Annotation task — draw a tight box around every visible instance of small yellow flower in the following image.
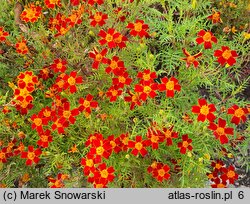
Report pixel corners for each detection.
[204,153,211,160]
[243,32,250,41]
[231,26,237,34]
[198,157,203,162]
[125,154,130,159]
[187,152,192,157]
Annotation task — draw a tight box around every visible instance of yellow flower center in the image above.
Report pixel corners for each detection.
[95,53,103,61]
[203,32,212,41]
[118,76,126,83]
[110,61,118,69]
[83,100,90,107]
[215,163,222,169]
[143,73,151,81]
[234,108,244,117]
[158,169,165,177]
[54,180,63,188]
[25,8,37,19]
[56,62,63,69]
[182,141,189,148]
[200,105,209,115]
[63,110,71,118]
[40,135,48,142]
[114,35,122,43]
[105,34,113,42]
[135,142,143,150]
[166,81,174,90]
[0,152,6,159]
[34,118,42,126]
[86,159,94,167]
[67,77,76,85]
[57,80,64,88]
[216,127,225,135]
[212,13,220,21]
[164,129,172,138]
[27,152,35,160]
[94,13,102,22]
[110,141,116,148]
[18,42,28,50]
[151,135,159,143]
[111,89,118,96]
[43,109,51,117]
[222,50,232,60]
[134,22,143,32]
[187,56,195,63]
[143,86,151,94]
[96,146,104,155]
[100,169,109,178]
[227,170,235,178]
[95,183,104,188]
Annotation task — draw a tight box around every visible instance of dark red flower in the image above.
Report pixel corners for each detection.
[177,134,193,154]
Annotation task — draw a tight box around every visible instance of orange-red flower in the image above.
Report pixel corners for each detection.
[124,90,142,110]
[51,117,69,134]
[57,102,79,124]
[127,19,149,38]
[79,94,98,114]
[214,46,238,66]
[89,12,108,27]
[0,27,9,42]
[31,112,48,133]
[113,32,128,49]
[98,28,120,48]
[146,127,164,149]
[17,71,38,92]
[106,86,123,102]
[208,10,222,24]
[85,133,103,147]
[20,3,42,23]
[89,48,108,69]
[48,173,69,188]
[81,153,96,176]
[227,105,248,125]
[93,163,115,185]
[161,126,178,146]
[177,134,193,154]
[128,135,150,157]
[137,69,157,83]
[192,98,216,122]
[152,163,171,182]
[208,118,234,144]
[21,146,42,166]
[15,38,29,55]
[62,71,83,93]
[37,129,53,148]
[134,81,158,101]
[112,71,132,88]
[44,0,61,9]
[107,135,122,154]
[105,56,126,75]
[88,0,104,6]
[158,77,181,97]
[51,58,67,73]
[89,138,112,163]
[181,48,202,68]
[0,147,8,163]
[196,30,217,49]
